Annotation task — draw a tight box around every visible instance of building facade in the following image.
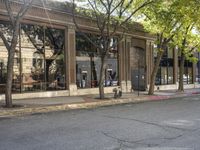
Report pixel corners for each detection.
[0,0,199,100]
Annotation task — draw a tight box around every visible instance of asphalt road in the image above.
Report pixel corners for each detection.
[1,95,200,150]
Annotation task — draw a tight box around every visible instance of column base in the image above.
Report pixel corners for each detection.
[121,80,132,93]
[69,84,78,96]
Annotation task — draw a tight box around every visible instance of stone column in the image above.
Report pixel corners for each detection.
[118,37,132,93]
[146,40,150,85]
[118,39,125,82]
[125,37,132,92]
[118,39,124,89]
[66,26,77,95]
[146,40,154,87]
[192,62,196,83]
[173,48,178,84]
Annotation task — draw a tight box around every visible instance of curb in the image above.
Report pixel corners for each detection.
[0,92,199,118]
[0,97,148,118]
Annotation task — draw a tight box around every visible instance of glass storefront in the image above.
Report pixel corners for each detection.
[196,53,200,83]
[0,22,11,93]
[76,32,118,88]
[0,22,66,93]
[178,59,193,84]
[155,47,174,85]
[155,45,194,85]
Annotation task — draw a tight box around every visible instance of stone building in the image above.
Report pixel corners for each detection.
[0,0,199,100]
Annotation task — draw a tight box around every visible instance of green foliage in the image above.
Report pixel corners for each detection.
[71,0,155,98]
[142,0,200,61]
[143,0,181,40]
[142,0,200,93]
[171,0,200,63]
[73,0,155,30]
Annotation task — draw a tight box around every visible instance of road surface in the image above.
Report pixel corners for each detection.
[0,95,200,150]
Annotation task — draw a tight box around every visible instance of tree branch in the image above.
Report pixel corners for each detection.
[0,31,10,51]
[72,0,102,50]
[99,0,108,12]
[110,0,124,14]
[16,0,33,23]
[119,0,134,16]
[88,0,104,33]
[4,0,15,26]
[120,0,154,26]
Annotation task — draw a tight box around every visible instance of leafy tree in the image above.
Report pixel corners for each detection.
[143,0,200,94]
[174,26,200,91]
[142,0,185,95]
[72,0,154,99]
[0,0,33,107]
[172,0,200,91]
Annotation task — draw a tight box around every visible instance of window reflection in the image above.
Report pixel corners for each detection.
[0,22,66,94]
[155,47,174,85]
[21,24,45,91]
[12,49,21,92]
[181,60,193,84]
[196,53,200,83]
[45,27,65,90]
[0,22,21,93]
[76,32,118,88]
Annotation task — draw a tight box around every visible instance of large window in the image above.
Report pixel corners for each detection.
[76,32,118,88]
[0,22,22,93]
[178,59,193,84]
[20,24,45,92]
[155,47,174,85]
[196,53,200,83]
[0,22,11,93]
[0,22,66,93]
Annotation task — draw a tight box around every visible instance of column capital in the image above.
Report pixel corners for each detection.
[67,25,76,32]
[146,40,154,45]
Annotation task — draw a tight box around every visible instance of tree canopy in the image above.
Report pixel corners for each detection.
[142,0,200,93]
[72,0,155,98]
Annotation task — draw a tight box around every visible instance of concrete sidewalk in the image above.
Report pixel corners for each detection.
[0,88,200,118]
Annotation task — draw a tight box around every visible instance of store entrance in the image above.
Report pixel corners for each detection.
[131,68,146,91]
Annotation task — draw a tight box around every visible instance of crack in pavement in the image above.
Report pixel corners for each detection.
[98,130,186,149]
[102,115,189,132]
[99,115,200,148]
[98,130,159,147]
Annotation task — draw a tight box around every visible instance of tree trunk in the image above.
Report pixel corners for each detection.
[3,0,33,108]
[5,51,15,107]
[99,57,106,99]
[148,50,163,95]
[178,52,185,91]
[46,60,52,83]
[90,55,97,87]
[5,28,19,107]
